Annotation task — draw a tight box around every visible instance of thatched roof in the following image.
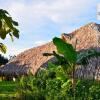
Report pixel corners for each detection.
[0,42,56,76]
[62,22,100,50]
[62,22,100,80]
[0,22,100,79]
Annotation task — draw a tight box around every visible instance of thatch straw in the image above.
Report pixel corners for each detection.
[0,42,56,76]
[0,22,100,80]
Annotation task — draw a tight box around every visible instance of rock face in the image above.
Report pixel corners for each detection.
[0,22,100,80]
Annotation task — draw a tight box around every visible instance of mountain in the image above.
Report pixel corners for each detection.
[0,22,100,80]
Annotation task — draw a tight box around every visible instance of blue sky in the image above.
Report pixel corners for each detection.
[0,0,100,57]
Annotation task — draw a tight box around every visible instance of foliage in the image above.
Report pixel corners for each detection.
[43,37,100,99]
[0,9,19,53]
[77,49,100,65]
[0,54,8,65]
[0,65,100,100]
[0,81,19,99]
[44,37,100,74]
[17,65,100,100]
[53,37,77,64]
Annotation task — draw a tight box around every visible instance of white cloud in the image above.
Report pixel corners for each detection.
[0,0,99,56]
[1,0,97,31]
[97,3,100,20]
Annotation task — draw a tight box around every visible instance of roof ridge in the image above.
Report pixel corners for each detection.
[61,22,100,37]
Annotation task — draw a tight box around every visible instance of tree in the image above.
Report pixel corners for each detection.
[0,54,8,66]
[9,55,16,61]
[44,37,100,78]
[0,9,19,53]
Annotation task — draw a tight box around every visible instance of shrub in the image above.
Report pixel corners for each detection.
[17,65,100,100]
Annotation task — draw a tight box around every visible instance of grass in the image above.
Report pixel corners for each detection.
[0,81,19,99]
[0,78,100,100]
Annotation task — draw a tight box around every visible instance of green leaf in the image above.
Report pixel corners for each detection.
[61,79,72,88]
[12,20,18,26]
[0,43,7,53]
[0,29,7,39]
[0,9,19,54]
[0,20,2,29]
[3,10,9,15]
[53,37,77,64]
[77,49,100,65]
[3,16,13,29]
[9,33,14,41]
[13,28,19,38]
[53,51,68,65]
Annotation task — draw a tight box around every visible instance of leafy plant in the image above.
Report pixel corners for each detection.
[44,37,100,78]
[0,9,19,53]
[18,66,100,100]
[43,37,100,99]
[0,54,8,65]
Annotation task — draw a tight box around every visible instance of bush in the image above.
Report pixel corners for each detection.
[17,65,100,100]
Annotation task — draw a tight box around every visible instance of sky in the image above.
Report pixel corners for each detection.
[0,0,100,57]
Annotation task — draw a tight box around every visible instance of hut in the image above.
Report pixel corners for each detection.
[0,22,100,80]
[0,42,56,77]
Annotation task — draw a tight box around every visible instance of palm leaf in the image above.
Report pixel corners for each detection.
[53,37,77,64]
[77,49,100,65]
